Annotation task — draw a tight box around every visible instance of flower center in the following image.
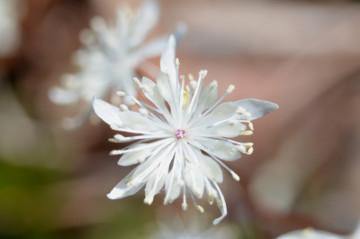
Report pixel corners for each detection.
[176,129,185,140]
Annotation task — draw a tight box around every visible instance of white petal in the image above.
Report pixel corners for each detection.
[235,99,279,120]
[107,170,144,200]
[119,111,159,132]
[164,171,182,203]
[212,122,247,138]
[145,169,167,197]
[160,35,176,84]
[197,82,218,112]
[212,183,228,225]
[49,87,79,104]
[93,99,123,127]
[131,36,167,61]
[131,141,174,185]
[156,71,173,104]
[198,153,223,183]
[141,77,167,110]
[118,147,151,166]
[201,139,241,161]
[129,0,159,48]
[184,163,204,198]
[204,102,237,126]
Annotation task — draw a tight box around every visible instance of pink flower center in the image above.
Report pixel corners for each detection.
[176,129,185,140]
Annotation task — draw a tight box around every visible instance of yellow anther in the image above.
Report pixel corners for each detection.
[196,205,205,213]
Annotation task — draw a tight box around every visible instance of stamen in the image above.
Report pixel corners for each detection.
[248,122,254,130]
[182,186,188,211]
[231,172,240,181]
[116,91,126,96]
[196,205,205,213]
[120,104,128,111]
[139,108,148,116]
[227,84,235,93]
[182,202,188,211]
[144,195,154,205]
[109,149,123,155]
[114,134,126,141]
[241,130,253,135]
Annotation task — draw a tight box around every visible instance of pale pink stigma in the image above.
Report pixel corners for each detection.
[176,129,185,140]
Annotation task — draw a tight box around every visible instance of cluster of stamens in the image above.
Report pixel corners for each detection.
[176,129,185,139]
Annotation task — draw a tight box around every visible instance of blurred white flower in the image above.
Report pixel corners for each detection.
[0,0,21,57]
[149,217,237,239]
[49,0,185,129]
[276,221,360,239]
[93,35,278,224]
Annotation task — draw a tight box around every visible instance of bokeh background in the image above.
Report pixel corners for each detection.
[1,0,360,238]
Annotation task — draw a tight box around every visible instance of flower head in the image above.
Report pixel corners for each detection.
[94,35,278,224]
[49,0,185,129]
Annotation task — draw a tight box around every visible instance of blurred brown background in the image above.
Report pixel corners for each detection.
[1,0,360,238]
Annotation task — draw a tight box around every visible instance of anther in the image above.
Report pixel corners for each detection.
[139,108,148,116]
[227,85,235,93]
[116,91,126,96]
[196,205,205,213]
[248,122,254,130]
[190,80,197,91]
[133,77,141,86]
[182,202,188,211]
[241,130,253,136]
[120,104,128,111]
[210,80,218,88]
[114,134,126,141]
[109,149,123,155]
[231,172,240,181]
[144,195,154,205]
[236,107,246,114]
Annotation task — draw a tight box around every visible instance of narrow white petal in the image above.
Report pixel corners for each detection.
[118,147,151,166]
[160,35,176,85]
[164,171,182,203]
[212,122,247,138]
[145,169,167,197]
[48,87,79,104]
[119,111,159,132]
[200,139,241,161]
[235,99,279,120]
[107,171,144,200]
[129,0,159,48]
[202,102,237,126]
[156,71,173,104]
[212,183,227,225]
[93,99,123,127]
[184,163,204,198]
[132,36,168,61]
[198,153,223,183]
[197,81,218,112]
[141,77,169,113]
[131,141,174,185]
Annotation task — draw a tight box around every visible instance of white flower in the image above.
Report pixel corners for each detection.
[276,222,360,239]
[49,0,185,129]
[93,35,278,224]
[149,218,237,239]
[0,0,21,57]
